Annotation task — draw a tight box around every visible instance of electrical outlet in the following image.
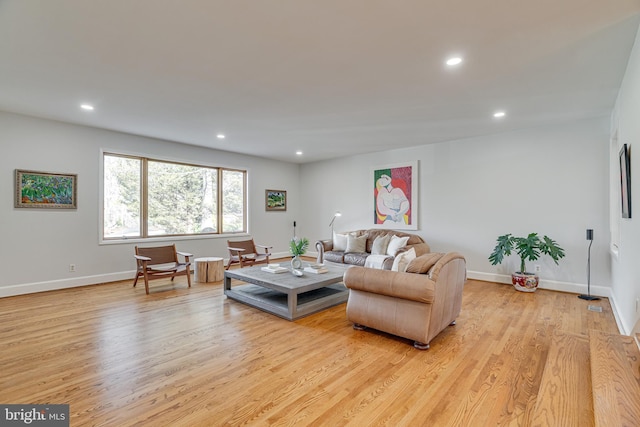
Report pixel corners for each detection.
[69,264,76,272]
[534,265,541,273]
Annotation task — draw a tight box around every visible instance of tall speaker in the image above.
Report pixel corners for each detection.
[579,228,599,300]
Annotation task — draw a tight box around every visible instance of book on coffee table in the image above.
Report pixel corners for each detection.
[303,266,328,274]
[261,266,288,274]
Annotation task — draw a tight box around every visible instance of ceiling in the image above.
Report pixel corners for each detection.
[1,1,639,164]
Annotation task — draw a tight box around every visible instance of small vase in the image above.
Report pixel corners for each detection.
[291,255,303,270]
[512,272,539,292]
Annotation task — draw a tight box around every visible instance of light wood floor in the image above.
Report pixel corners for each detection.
[0,268,618,426]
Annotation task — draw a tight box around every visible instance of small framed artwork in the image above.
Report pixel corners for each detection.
[15,169,78,209]
[619,144,631,218]
[265,189,286,211]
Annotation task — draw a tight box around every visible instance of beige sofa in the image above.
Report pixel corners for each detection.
[343,252,466,349]
[315,229,430,270]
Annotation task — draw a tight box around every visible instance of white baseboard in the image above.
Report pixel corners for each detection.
[0,271,136,298]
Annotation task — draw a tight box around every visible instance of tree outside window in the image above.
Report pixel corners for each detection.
[103,153,245,239]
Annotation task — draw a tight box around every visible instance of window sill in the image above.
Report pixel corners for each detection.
[100,232,249,246]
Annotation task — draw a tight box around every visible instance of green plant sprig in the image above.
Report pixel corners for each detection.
[290,237,309,256]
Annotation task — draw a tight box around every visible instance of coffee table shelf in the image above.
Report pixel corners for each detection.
[224,265,348,320]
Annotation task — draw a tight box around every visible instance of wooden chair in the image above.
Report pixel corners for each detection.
[133,244,192,294]
[226,238,272,269]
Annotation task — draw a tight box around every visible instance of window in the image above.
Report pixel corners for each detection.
[103,153,246,239]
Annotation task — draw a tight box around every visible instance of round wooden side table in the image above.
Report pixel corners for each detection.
[194,257,224,283]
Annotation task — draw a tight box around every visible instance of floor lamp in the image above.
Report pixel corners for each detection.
[579,228,600,300]
[329,212,341,236]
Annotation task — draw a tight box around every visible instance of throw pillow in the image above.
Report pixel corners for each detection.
[346,234,367,253]
[386,235,409,256]
[406,253,444,274]
[371,234,391,255]
[391,247,416,272]
[333,232,348,252]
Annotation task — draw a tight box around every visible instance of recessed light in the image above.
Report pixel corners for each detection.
[446,57,463,66]
[216,134,225,139]
[296,151,303,156]
[493,111,506,118]
[80,104,94,111]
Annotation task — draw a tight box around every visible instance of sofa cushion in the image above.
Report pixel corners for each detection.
[387,235,409,256]
[333,232,348,251]
[324,251,345,263]
[343,252,368,266]
[391,247,416,272]
[406,253,444,274]
[346,234,367,253]
[371,234,391,255]
[363,229,425,252]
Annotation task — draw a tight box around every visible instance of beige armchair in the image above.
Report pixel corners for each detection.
[344,252,466,349]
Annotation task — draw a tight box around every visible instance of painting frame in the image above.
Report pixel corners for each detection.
[372,161,418,230]
[265,189,287,211]
[619,144,631,218]
[15,169,78,209]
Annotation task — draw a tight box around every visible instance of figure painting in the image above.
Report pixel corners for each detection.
[372,161,417,230]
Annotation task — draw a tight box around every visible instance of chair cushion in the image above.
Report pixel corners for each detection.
[391,247,416,272]
[364,254,392,269]
[406,253,444,274]
[147,262,181,272]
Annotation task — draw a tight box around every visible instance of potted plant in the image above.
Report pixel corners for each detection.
[289,237,309,270]
[489,233,565,292]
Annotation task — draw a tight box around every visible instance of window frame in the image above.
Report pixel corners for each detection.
[100,150,247,243]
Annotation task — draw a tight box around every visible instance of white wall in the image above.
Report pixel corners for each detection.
[611,23,640,334]
[2,99,632,331]
[0,111,300,296]
[301,118,611,295]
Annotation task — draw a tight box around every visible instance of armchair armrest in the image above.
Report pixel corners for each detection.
[227,247,247,253]
[255,244,272,254]
[176,251,192,262]
[428,252,466,281]
[344,266,435,304]
[134,254,152,262]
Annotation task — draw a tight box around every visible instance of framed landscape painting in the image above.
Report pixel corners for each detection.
[372,161,418,230]
[15,169,77,209]
[265,189,286,211]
